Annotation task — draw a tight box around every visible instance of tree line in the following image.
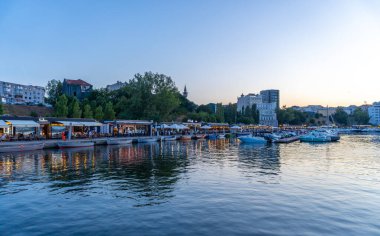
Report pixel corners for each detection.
[45,71,371,126]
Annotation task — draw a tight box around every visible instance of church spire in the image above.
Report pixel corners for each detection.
[183,85,188,98]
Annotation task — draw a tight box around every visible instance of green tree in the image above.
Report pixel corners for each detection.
[69,97,82,118]
[82,104,93,118]
[103,102,116,120]
[94,106,104,121]
[30,111,38,117]
[352,108,370,125]
[215,103,225,122]
[55,95,68,118]
[0,100,3,115]
[45,79,63,106]
[122,72,180,121]
[333,107,349,126]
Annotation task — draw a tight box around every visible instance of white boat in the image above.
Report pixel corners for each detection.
[107,139,133,145]
[217,134,225,139]
[138,137,158,143]
[0,142,45,153]
[300,131,334,142]
[238,135,267,144]
[57,141,94,148]
[163,136,177,141]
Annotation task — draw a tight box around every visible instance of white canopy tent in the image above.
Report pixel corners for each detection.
[0,120,9,128]
[6,120,39,128]
[200,125,212,129]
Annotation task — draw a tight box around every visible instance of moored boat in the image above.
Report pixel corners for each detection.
[193,134,206,139]
[138,137,158,143]
[163,136,177,141]
[106,139,133,145]
[58,141,94,148]
[0,142,45,153]
[299,134,331,142]
[238,135,267,144]
[180,135,192,141]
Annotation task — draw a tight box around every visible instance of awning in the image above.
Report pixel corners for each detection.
[80,121,103,127]
[56,121,84,127]
[7,120,39,128]
[0,120,9,128]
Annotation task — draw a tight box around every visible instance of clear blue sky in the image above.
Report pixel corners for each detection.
[1,0,380,106]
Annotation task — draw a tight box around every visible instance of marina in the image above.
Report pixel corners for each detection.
[1,134,380,235]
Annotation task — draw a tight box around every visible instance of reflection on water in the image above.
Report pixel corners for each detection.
[1,136,380,235]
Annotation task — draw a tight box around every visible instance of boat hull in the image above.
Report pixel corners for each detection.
[180,135,192,141]
[163,136,177,141]
[238,135,267,144]
[107,139,132,145]
[0,143,45,153]
[273,136,300,143]
[58,141,94,148]
[138,138,158,143]
[299,136,331,142]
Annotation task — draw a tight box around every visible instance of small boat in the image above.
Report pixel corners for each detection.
[238,135,267,144]
[57,141,94,148]
[193,134,206,139]
[0,142,45,153]
[299,131,333,142]
[273,135,299,143]
[217,134,225,139]
[138,137,158,143]
[163,136,177,141]
[180,135,192,141]
[107,139,133,145]
[266,132,300,143]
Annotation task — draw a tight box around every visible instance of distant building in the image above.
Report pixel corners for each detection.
[237,93,262,112]
[260,89,280,108]
[106,81,126,91]
[237,91,278,127]
[62,79,92,100]
[0,81,45,105]
[207,103,217,113]
[368,102,380,125]
[183,85,188,98]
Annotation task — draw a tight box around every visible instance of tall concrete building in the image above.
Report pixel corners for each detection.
[0,81,45,105]
[260,89,280,109]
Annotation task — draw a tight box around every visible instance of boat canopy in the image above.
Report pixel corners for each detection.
[80,121,103,127]
[6,120,40,128]
[56,121,84,127]
[55,121,102,127]
[0,120,8,128]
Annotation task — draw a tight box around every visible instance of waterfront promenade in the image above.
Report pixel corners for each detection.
[0,136,155,149]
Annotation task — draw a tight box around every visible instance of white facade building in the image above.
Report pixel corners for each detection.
[106,81,127,91]
[237,92,278,127]
[368,102,380,125]
[237,93,263,112]
[0,81,45,105]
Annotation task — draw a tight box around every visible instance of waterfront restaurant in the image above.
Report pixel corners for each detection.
[0,116,41,140]
[45,118,103,139]
[103,120,153,136]
[0,120,9,135]
[206,123,230,133]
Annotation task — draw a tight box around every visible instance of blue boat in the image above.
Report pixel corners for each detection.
[238,135,267,144]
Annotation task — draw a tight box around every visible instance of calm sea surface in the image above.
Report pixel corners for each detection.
[1,135,380,235]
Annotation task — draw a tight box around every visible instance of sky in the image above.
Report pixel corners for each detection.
[0,0,380,107]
